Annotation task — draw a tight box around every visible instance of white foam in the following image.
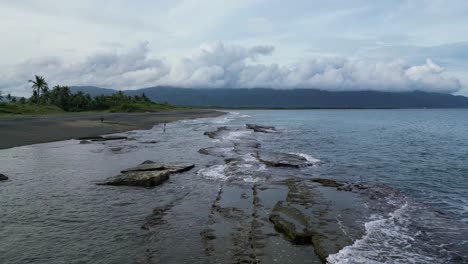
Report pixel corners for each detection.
[212,117,234,124]
[221,130,252,142]
[289,152,322,164]
[197,165,227,181]
[242,176,262,183]
[327,202,439,264]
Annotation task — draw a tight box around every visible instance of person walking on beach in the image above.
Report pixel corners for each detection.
[163,123,166,133]
[100,116,104,123]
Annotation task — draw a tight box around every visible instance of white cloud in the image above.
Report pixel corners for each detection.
[0,42,170,95]
[0,42,462,96]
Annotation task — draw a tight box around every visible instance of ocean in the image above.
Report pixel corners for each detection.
[1,109,467,263]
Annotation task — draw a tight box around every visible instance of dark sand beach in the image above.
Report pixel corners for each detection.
[0,110,224,149]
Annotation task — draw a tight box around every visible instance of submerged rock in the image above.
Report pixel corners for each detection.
[246,124,277,133]
[98,161,194,187]
[139,141,158,144]
[259,152,312,168]
[311,178,344,188]
[141,204,172,230]
[0,173,8,181]
[110,147,123,152]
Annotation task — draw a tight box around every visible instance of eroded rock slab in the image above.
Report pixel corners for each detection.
[246,124,277,133]
[98,161,194,187]
[121,162,194,174]
[269,201,313,244]
[259,152,313,168]
[268,179,356,263]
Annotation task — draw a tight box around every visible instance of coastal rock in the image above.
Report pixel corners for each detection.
[204,127,228,139]
[0,173,8,181]
[79,140,92,144]
[121,162,195,174]
[259,152,312,168]
[271,179,354,262]
[269,201,313,244]
[246,124,277,133]
[311,178,344,188]
[78,135,128,142]
[98,161,195,187]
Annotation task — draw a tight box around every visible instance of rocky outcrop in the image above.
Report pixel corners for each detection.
[0,173,8,181]
[98,161,195,187]
[246,124,276,133]
[259,152,312,168]
[79,140,92,144]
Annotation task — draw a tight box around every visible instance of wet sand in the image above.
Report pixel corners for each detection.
[0,110,224,150]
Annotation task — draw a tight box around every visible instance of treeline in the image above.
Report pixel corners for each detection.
[1,75,158,112]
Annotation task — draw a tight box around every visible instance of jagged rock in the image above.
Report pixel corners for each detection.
[246,124,276,133]
[0,173,8,181]
[259,152,312,168]
[98,161,195,187]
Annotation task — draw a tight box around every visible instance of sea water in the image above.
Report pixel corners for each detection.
[0,109,467,263]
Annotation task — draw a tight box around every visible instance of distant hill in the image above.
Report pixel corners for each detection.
[70,86,116,96]
[70,86,468,108]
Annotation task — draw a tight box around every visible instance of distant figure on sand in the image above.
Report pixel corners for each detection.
[100,116,104,123]
[163,123,166,133]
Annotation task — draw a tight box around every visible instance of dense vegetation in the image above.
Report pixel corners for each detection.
[0,76,177,115]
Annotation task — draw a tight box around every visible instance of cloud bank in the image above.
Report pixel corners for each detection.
[0,42,461,96]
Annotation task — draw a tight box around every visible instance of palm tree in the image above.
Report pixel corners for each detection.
[28,75,48,104]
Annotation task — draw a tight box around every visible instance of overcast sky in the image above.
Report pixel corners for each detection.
[1,0,468,96]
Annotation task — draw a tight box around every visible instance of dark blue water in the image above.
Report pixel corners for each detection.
[235,109,468,221]
[1,109,467,263]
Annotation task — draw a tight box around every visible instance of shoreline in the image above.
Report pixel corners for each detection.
[0,109,225,150]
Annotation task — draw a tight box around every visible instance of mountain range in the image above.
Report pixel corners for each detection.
[70,86,468,108]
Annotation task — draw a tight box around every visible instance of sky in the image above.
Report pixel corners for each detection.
[1,0,468,96]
